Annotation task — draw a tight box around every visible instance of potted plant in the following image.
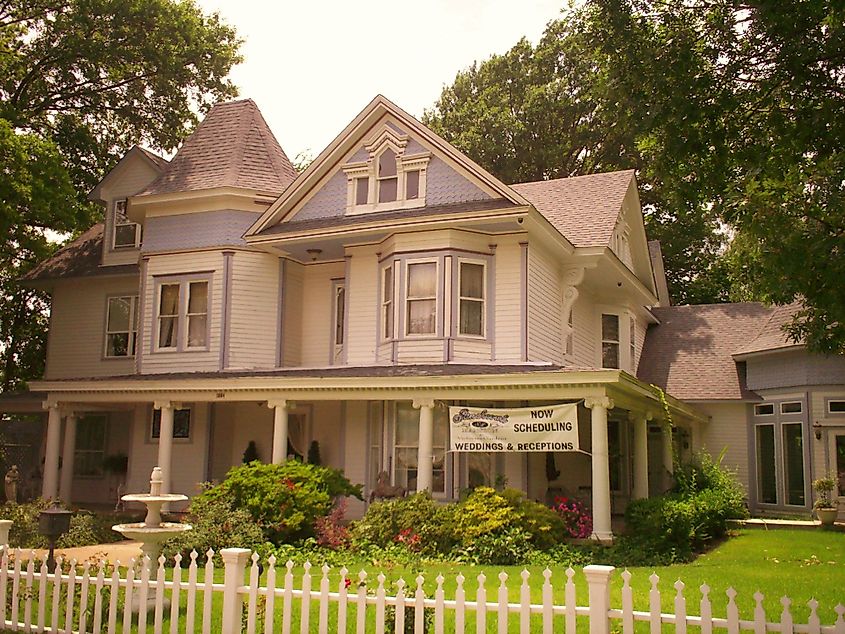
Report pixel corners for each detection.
[812,474,839,526]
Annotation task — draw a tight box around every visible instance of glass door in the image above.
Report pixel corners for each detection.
[831,432,845,502]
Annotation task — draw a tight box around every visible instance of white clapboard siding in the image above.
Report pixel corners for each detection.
[494,241,523,362]
[227,251,280,370]
[283,260,304,366]
[571,292,600,369]
[528,243,563,364]
[0,548,842,634]
[345,253,379,365]
[696,401,751,490]
[45,277,139,380]
[141,250,224,374]
[300,261,346,366]
[452,339,493,362]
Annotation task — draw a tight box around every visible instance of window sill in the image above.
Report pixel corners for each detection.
[347,198,426,215]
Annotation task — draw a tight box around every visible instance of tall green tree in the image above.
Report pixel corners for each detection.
[0,0,242,390]
[584,0,845,353]
[424,8,730,305]
[425,1,845,355]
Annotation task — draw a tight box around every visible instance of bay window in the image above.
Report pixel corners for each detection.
[155,277,210,351]
[104,295,138,357]
[458,261,485,336]
[406,261,437,335]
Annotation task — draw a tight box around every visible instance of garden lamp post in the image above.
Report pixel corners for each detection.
[38,502,72,573]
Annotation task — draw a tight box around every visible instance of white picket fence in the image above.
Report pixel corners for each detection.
[0,546,843,633]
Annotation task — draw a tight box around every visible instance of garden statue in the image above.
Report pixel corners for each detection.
[370,471,405,502]
[4,465,19,503]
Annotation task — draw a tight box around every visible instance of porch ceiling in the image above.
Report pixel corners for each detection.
[29,366,705,424]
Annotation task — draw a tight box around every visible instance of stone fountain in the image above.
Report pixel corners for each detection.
[113,466,192,570]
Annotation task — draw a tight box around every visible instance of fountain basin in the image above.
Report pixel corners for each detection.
[120,493,188,527]
[112,522,193,544]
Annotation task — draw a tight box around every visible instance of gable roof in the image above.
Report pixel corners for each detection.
[733,301,802,357]
[638,303,773,400]
[511,170,635,247]
[21,224,138,283]
[139,99,297,197]
[88,145,168,202]
[246,95,530,237]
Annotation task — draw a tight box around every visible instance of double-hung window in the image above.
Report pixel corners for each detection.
[381,266,394,340]
[601,314,620,369]
[156,278,210,351]
[105,296,138,357]
[458,261,485,337]
[406,261,437,335]
[112,199,140,249]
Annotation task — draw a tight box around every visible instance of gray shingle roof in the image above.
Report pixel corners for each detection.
[733,302,802,356]
[511,170,635,247]
[21,224,138,283]
[638,303,774,400]
[139,99,297,196]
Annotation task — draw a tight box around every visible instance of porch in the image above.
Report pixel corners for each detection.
[27,365,705,540]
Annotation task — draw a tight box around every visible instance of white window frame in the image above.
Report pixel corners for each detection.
[153,275,212,353]
[331,280,346,364]
[457,259,486,338]
[111,199,141,249]
[404,258,439,338]
[826,399,845,415]
[104,295,138,358]
[342,125,430,214]
[150,407,192,442]
[629,314,636,371]
[754,403,775,417]
[780,401,803,415]
[380,264,395,341]
[600,313,621,369]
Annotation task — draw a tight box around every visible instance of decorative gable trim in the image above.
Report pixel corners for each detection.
[244,95,530,239]
[342,123,432,214]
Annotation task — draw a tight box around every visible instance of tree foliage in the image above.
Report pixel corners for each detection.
[425,1,845,352]
[0,0,242,389]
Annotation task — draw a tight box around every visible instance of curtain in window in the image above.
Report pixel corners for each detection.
[158,284,179,348]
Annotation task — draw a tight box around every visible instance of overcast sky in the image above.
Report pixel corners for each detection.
[194,0,565,161]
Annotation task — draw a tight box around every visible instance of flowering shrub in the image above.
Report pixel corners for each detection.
[552,496,593,538]
[315,498,350,549]
[394,527,421,551]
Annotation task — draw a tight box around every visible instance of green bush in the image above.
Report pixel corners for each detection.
[350,492,456,556]
[162,493,270,565]
[625,452,748,560]
[454,525,535,565]
[197,460,362,543]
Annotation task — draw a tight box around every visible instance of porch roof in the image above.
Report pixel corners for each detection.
[0,391,47,414]
[30,365,705,424]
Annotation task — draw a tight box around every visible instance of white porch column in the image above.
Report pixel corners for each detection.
[154,401,176,495]
[661,424,675,492]
[42,403,62,500]
[585,396,614,541]
[267,400,293,464]
[58,412,78,502]
[413,399,435,493]
[631,413,651,500]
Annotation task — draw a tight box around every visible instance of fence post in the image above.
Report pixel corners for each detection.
[221,548,251,634]
[584,565,616,634]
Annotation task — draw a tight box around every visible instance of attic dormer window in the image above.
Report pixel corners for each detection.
[112,199,140,249]
[343,125,430,214]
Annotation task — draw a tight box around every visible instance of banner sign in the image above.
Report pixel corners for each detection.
[448,404,579,452]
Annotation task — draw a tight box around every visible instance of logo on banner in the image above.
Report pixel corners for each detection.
[449,404,580,452]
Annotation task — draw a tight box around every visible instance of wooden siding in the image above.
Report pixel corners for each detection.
[493,241,522,362]
[345,254,378,365]
[696,402,750,491]
[282,260,304,366]
[227,252,279,370]
[452,339,492,362]
[300,262,346,366]
[141,251,223,374]
[570,293,599,368]
[527,244,563,364]
[45,276,139,379]
[100,158,160,267]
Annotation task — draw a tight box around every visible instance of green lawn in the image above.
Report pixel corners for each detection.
[4,529,844,632]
